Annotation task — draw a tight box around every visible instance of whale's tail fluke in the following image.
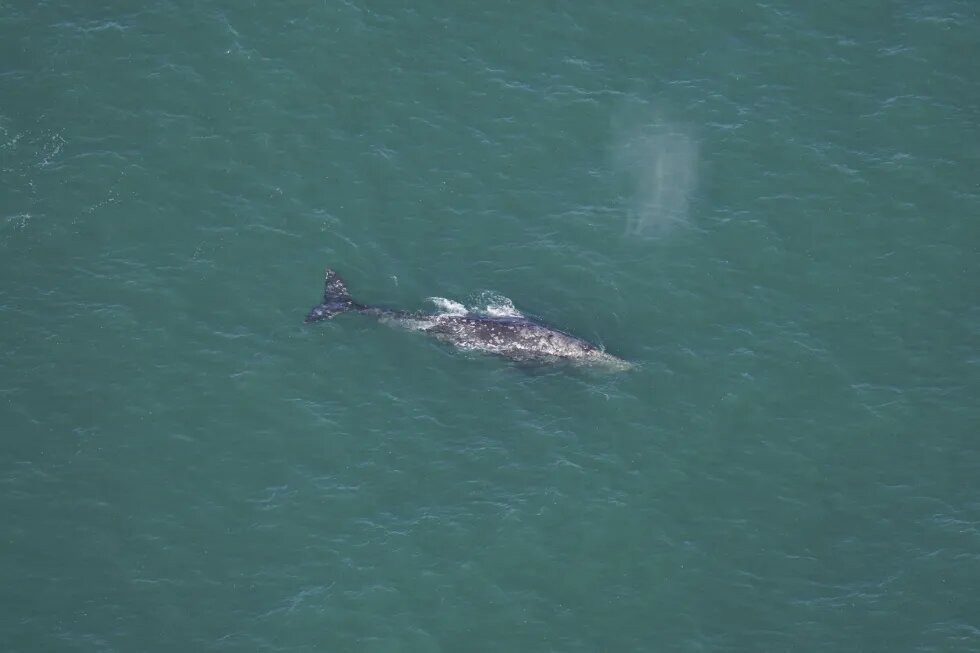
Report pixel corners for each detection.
[305,268,363,322]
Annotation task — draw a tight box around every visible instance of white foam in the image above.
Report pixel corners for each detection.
[482,299,522,318]
[427,294,524,318]
[473,291,524,318]
[427,297,467,315]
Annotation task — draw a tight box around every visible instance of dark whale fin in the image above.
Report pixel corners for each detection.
[323,268,351,302]
[306,268,361,323]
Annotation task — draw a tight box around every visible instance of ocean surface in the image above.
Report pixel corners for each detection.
[2,1,979,651]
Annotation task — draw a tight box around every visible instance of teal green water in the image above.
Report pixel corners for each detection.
[3,2,979,651]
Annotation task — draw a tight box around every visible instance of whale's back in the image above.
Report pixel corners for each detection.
[418,314,623,365]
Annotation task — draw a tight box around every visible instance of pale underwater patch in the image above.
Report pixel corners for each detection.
[611,106,699,237]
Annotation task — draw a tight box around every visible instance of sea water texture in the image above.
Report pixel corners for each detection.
[2,1,979,652]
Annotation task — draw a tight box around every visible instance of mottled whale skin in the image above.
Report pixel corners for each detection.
[306,269,630,369]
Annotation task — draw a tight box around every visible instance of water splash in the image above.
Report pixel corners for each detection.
[427,293,524,318]
[473,291,523,318]
[427,297,467,315]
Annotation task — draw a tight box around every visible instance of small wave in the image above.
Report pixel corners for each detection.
[473,291,523,318]
[427,293,524,318]
[427,297,467,315]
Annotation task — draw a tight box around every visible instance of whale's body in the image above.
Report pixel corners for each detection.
[306,269,629,369]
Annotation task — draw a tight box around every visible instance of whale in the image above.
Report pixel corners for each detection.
[305,269,630,369]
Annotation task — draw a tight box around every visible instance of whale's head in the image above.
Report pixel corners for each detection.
[578,347,634,371]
